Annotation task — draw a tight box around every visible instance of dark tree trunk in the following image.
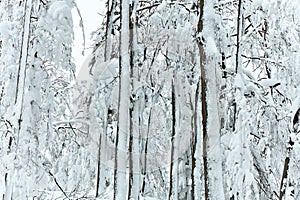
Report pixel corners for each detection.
[168,79,176,200]
[198,1,209,198]
[191,81,200,200]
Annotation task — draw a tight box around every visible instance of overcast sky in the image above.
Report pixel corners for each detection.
[72,0,104,73]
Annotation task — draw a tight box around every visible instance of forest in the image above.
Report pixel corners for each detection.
[0,0,300,199]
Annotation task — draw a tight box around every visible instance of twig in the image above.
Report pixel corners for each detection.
[48,171,70,200]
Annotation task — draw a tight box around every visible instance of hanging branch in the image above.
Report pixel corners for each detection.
[73,1,86,56]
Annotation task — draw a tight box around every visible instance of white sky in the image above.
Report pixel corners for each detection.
[72,0,105,73]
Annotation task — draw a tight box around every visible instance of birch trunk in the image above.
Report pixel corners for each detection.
[113,0,131,198]
[128,0,140,198]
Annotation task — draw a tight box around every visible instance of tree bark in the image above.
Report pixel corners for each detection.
[141,109,151,197]
[191,81,200,200]
[168,79,177,200]
[279,137,294,200]
[279,156,290,200]
[95,109,104,197]
[127,1,140,199]
[198,2,209,199]
[198,1,225,199]
[104,0,115,61]
[113,0,131,198]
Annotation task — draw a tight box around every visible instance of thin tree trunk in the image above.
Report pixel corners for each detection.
[231,0,243,133]
[141,109,151,197]
[279,156,290,200]
[95,109,105,197]
[279,137,294,200]
[127,1,140,198]
[191,81,200,200]
[6,0,33,198]
[128,112,134,199]
[127,3,134,199]
[199,41,209,200]
[198,1,225,199]
[15,0,33,138]
[113,0,131,198]
[15,0,32,106]
[168,79,177,200]
[132,9,141,199]
[235,0,243,73]
[104,0,115,61]
[96,0,116,196]
[198,2,209,199]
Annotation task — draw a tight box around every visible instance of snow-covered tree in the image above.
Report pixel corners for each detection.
[1,0,300,199]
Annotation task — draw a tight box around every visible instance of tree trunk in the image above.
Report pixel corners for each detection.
[198,0,225,199]
[6,0,33,198]
[95,108,105,197]
[198,2,209,198]
[279,137,294,200]
[127,1,140,199]
[279,156,290,200]
[113,0,131,198]
[141,108,151,197]
[104,0,115,61]
[168,78,178,200]
[191,81,200,200]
